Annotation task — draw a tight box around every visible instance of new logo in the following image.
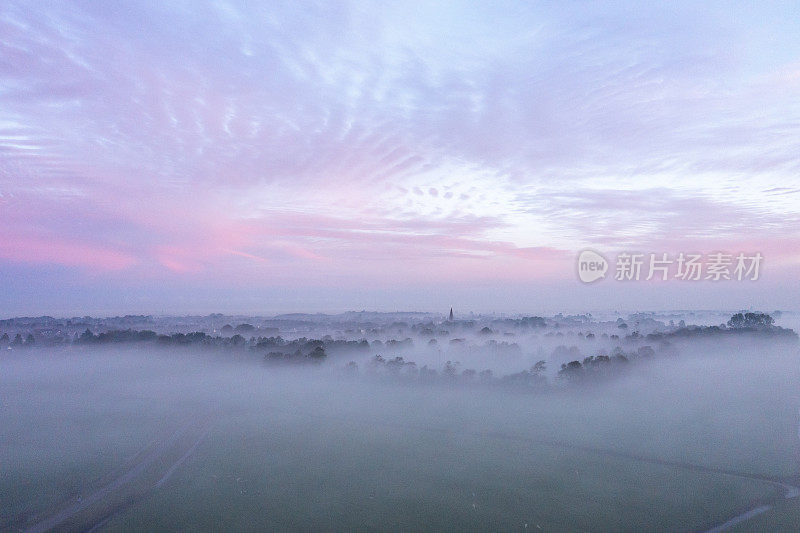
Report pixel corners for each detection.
[577,250,608,283]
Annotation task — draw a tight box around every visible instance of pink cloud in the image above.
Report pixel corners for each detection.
[0,234,135,270]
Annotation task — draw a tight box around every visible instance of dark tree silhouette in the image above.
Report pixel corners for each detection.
[309,346,326,360]
[727,312,774,329]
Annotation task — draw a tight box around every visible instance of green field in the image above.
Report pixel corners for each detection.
[100,414,781,532]
[2,348,798,532]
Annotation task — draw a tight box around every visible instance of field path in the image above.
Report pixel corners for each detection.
[23,417,214,533]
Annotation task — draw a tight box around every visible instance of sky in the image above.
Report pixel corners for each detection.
[1,1,799,316]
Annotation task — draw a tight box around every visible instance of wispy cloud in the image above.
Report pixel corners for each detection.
[1,0,798,311]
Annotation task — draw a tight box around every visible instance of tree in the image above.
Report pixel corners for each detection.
[637,346,655,358]
[558,360,583,381]
[727,312,774,329]
[727,313,745,328]
[309,346,326,360]
[385,356,405,372]
[79,329,95,343]
[443,360,460,377]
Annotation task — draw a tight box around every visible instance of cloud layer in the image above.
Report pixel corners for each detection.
[1,1,798,313]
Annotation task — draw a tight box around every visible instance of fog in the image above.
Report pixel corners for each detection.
[1,312,798,531]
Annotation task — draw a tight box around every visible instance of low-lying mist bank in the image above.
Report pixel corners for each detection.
[1,311,799,531]
[3,311,796,387]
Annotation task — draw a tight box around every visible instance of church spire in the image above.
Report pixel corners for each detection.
[449,307,454,321]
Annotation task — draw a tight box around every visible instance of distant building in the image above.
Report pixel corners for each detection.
[449,307,454,321]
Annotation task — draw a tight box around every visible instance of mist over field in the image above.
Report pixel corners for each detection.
[3,0,800,531]
[2,311,798,532]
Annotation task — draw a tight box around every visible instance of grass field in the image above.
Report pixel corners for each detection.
[2,347,798,531]
[102,413,782,532]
